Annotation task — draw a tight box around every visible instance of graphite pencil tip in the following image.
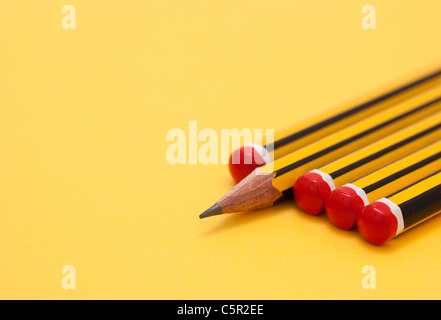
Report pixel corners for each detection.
[199,203,223,219]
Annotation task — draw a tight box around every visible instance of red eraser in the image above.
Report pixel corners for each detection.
[357,201,398,245]
[293,170,334,215]
[325,185,367,230]
[229,145,267,183]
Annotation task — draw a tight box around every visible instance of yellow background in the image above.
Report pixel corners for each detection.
[2,0,441,299]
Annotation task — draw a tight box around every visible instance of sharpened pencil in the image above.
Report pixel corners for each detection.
[200,85,441,219]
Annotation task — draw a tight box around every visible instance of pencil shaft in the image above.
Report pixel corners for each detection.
[265,66,441,160]
[266,85,441,192]
[326,112,441,186]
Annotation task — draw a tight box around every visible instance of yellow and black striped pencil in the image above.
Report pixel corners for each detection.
[325,139,441,230]
[200,84,441,218]
[293,111,441,215]
[357,169,441,245]
[228,66,441,182]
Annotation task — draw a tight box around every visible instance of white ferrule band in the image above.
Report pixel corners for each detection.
[343,183,370,206]
[377,198,405,236]
[310,169,336,191]
[245,143,272,165]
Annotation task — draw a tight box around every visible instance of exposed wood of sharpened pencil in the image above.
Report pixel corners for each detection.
[199,169,281,219]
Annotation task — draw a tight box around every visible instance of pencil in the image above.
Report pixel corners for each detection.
[357,169,441,245]
[293,111,441,215]
[200,85,441,218]
[228,66,441,182]
[325,139,441,230]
